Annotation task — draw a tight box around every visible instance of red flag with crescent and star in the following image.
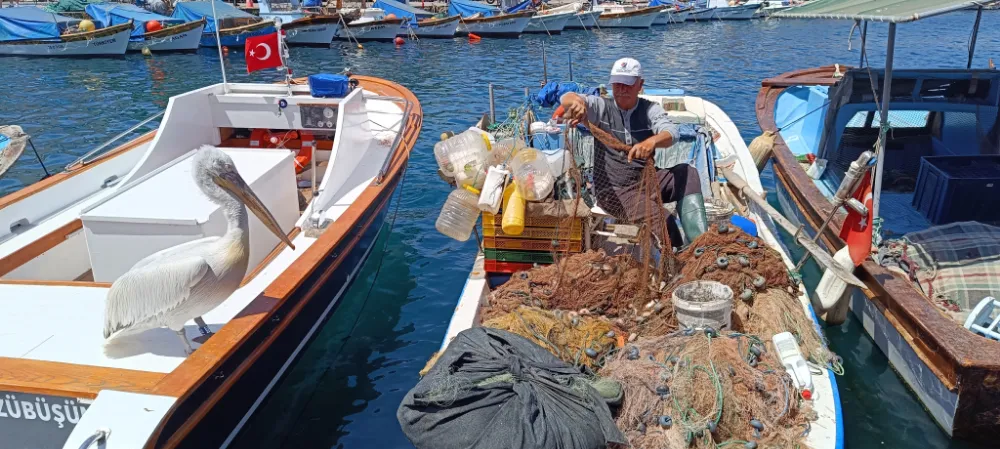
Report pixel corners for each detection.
[245,32,282,74]
[839,173,875,266]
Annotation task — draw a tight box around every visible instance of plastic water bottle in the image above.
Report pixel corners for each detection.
[510,148,555,201]
[433,129,491,178]
[489,138,524,167]
[436,186,482,242]
[772,332,814,400]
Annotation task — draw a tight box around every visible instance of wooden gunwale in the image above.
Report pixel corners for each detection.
[463,11,533,24]
[283,14,342,29]
[758,65,1000,439]
[417,14,462,27]
[599,6,662,19]
[0,76,421,449]
[218,20,274,37]
[346,17,406,27]
[4,21,132,45]
[142,18,207,40]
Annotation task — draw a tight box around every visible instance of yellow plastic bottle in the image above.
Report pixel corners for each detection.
[502,182,525,236]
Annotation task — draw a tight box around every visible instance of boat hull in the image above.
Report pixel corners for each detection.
[128,21,205,52]
[456,12,533,38]
[523,11,573,34]
[714,4,760,20]
[405,16,461,38]
[0,27,130,56]
[563,10,601,29]
[686,7,716,21]
[653,8,690,25]
[284,17,341,46]
[597,7,661,28]
[759,66,1000,444]
[200,23,277,48]
[337,18,405,42]
[753,5,790,18]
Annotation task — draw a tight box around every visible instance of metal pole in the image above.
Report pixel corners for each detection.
[27,139,50,178]
[858,20,867,68]
[488,83,496,122]
[968,6,983,69]
[209,0,228,94]
[872,22,896,220]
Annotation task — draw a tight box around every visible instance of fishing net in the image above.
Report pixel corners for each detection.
[482,306,621,370]
[600,332,814,449]
[735,288,837,367]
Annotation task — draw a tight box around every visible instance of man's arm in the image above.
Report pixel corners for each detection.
[628,102,679,162]
[558,92,603,126]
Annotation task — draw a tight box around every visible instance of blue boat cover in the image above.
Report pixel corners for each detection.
[531,81,600,108]
[171,1,256,33]
[504,0,531,13]
[0,6,79,42]
[448,0,499,18]
[373,0,433,23]
[648,0,677,7]
[86,3,183,38]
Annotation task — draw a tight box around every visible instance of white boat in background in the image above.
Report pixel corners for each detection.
[596,4,661,28]
[374,0,461,38]
[711,0,760,19]
[337,8,405,42]
[686,6,717,20]
[257,0,341,46]
[450,0,533,38]
[548,2,601,30]
[85,3,205,52]
[0,7,131,56]
[652,5,692,25]
[409,15,462,38]
[751,0,792,18]
[523,10,575,34]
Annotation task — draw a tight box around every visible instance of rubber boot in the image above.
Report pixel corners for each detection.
[679,193,709,245]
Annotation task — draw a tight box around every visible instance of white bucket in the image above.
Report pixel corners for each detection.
[672,280,734,330]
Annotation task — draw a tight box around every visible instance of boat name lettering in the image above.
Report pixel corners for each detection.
[91,38,115,46]
[0,394,87,430]
[488,20,515,27]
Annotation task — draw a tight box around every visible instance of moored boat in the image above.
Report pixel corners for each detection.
[336,8,405,42]
[686,6,717,20]
[0,74,421,448]
[522,9,575,34]
[652,3,693,25]
[417,86,843,449]
[451,0,533,38]
[596,4,662,28]
[171,0,276,48]
[750,0,793,18]
[710,0,761,20]
[761,1,1000,443]
[0,6,131,56]
[374,0,461,38]
[257,0,341,46]
[85,3,205,52]
[548,2,601,30]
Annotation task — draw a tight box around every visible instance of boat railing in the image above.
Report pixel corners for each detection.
[370,94,416,185]
[65,110,164,172]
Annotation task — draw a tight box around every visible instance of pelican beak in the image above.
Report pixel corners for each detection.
[215,171,296,251]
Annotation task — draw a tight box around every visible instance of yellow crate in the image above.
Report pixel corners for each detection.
[483,237,583,252]
[483,213,584,230]
[482,224,583,240]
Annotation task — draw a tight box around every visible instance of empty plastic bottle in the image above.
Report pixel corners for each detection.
[433,129,491,179]
[510,147,555,201]
[436,186,482,241]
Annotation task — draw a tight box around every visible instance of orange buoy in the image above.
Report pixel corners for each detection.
[146,20,162,32]
[468,32,481,42]
[249,129,315,174]
[394,36,405,45]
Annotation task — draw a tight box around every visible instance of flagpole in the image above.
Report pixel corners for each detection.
[210,0,229,94]
[277,20,292,97]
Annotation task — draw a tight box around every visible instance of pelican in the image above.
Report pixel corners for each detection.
[103,145,295,355]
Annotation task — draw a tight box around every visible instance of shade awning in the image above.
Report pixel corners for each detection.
[775,0,979,23]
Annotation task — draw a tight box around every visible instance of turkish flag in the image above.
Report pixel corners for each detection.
[839,174,875,266]
[245,32,282,74]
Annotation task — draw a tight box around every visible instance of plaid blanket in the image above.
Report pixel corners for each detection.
[878,221,1000,320]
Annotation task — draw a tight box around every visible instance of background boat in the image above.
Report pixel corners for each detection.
[548,2,601,30]
[596,4,662,28]
[374,0,461,39]
[0,6,131,56]
[451,0,533,38]
[336,8,405,42]
[171,1,276,47]
[687,5,717,20]
[710,0,760,20]
[85,3,205,52]
[257,0,341,46]
[522,9,575,34]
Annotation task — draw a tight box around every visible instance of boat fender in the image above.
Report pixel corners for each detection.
[249,129,315,174]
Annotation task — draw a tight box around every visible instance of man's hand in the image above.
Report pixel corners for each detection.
[559,93,587,127]
[627,138,656,162]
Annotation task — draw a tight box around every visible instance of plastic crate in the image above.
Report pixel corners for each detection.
[483,213,583,229]
[913,155,1000,225]
[483,249,555,264]
[483,237,583,252]
[484,260,539,274]
[482,224,583,240]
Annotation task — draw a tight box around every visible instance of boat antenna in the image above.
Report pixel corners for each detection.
[209,0,229,94]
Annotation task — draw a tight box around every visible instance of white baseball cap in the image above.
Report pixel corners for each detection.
[609,58,642,86]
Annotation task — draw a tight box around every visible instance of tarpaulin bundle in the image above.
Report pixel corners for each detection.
[532,81,600,108]
[397,327,626,449]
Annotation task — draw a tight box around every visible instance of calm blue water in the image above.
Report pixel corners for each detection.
[3,12,998,449]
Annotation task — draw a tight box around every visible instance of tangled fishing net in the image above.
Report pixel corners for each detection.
[483,306,621,370]
[735,288,838,368]
[600,332,814,449]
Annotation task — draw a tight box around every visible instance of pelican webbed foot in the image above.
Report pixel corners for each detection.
[176,329,195,356]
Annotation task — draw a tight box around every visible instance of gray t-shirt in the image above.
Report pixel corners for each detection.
[581,94,679,145]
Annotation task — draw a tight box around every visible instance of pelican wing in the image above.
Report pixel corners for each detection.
[129,236,217,272]
[103,254,211,339]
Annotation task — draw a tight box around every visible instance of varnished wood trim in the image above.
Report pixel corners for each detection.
[146,75,421,449]
[0,358,165,398]
[418,15,461,27]
[463,11,533,23]
[239,227,302,288]
[0,279,111,288]
[143,18,206,40]
[7,21,133,45]
[599,6,663,19]
[284,14,342,29]
[0,219,83,278]
[219,21,274,37]
[0,131,155,211]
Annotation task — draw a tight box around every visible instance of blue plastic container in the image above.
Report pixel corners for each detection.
[912,155,1000,225]
[308,74,350,98]
[730,215,758,237]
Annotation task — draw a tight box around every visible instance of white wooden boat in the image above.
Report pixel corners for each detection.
[337,8,405,42]
[84,3,205,52]
[374,0,460,38]
[0,75,421,448]
[436,90,843,449]
[126,19,206,52]
[523,9,575,34]
[596,4,662,28]
[408,15,462,38]
[653,6,692,25]
[456,11,534,38]
[0,7,131,57]
[686,6,717,20]
[257,0,342,46]
[548,2,601,30]
[751,0,791,18]
[713,2,761,19]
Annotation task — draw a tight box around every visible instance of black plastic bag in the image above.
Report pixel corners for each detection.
[397,327,626,449]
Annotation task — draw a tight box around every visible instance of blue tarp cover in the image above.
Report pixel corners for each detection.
[504,0,531,13]
[86,3,183,38]
[171,1,256,33]
[531,81,599,108]
[373,0,433,23]
[0,6,79,42]
[648,0,677,7]
[448,0,499,18]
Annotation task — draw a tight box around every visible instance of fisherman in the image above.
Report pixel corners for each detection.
[558,57,709,244]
